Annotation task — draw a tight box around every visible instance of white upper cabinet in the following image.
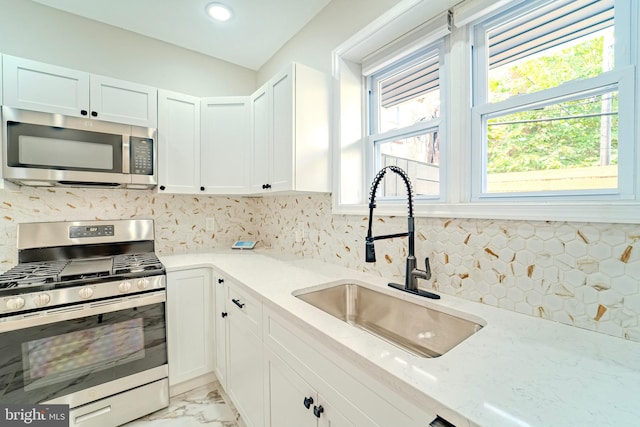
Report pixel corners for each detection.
[157,92,250,195]
[201,97,250,194]
[157,90,201,194]
[250,63,330,194]
[2,55,89,117]
[2,55,157,127]
[90,74,157,127]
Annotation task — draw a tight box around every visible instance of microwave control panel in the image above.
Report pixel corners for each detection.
[131,137,154,175]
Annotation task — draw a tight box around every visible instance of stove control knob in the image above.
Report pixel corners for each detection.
[119,281,132,293]
[78,287,94,299]
[6,297,25,310]
[136,278,150,290]
[33,293,51,307]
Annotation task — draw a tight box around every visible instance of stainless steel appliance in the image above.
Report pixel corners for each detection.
[2,106,157,189]
[0,219,168,427]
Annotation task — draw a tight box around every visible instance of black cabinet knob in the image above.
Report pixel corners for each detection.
[200,186,205,191]
[313,405,324,418]
[303,396,314,409]
[159,185,166,191]
[221,312,228,318]
[80,110,88,116]
[91,111,98,117]
[218,278,224,284]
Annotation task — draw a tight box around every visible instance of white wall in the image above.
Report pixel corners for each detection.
[0,0,256,96]
[257,0,403,83]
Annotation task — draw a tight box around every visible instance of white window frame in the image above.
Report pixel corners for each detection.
[472,69,635,201]
[331,0,640,223]
[366,42,447,202]
[471,0,635,202]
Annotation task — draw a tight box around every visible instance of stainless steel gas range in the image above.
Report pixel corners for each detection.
[0,219,168,427]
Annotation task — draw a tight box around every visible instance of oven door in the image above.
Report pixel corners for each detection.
[0,291,167,407]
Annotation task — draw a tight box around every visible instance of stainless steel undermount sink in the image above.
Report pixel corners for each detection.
[294,282,485,358]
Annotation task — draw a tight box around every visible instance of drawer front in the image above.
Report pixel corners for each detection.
[228,280,262,336]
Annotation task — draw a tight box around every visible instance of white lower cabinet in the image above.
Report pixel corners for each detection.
[199,270,438,427]
[215,273,264,427]
[166,269,214,392]
[265,348,355,427]
[263,308,434,427]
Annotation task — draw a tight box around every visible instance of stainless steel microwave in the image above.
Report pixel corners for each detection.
[1,106,157,189]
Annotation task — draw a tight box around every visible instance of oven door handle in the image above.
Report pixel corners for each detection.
[0,291,165,333]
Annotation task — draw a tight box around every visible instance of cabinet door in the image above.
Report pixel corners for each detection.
[201,97,250,194]
[250,84,271,193]
[265,349,355,427]
[228,304,264,426]
[265,350,316,427]
[214,275,228,389]
[157,90,201,193]
[2,55,90,117]
[228,324,263,427]
[269,66,294,192]
[90,75,157,127]
[166,269,214,386]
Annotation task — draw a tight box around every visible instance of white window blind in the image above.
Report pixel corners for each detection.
[488,0,614,69]
[453,0,523,27]
[361,10,451,76]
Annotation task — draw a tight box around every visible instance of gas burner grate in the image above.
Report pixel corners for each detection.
[113,252,163,275]
[0,260,69,288]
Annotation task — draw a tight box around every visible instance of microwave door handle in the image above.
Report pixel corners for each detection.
[122,135,130,174]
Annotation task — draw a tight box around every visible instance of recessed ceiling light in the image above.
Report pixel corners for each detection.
[206,3,233,22]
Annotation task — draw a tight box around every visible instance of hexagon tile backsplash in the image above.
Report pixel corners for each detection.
[252,194,640,343]
[1,187,639,342]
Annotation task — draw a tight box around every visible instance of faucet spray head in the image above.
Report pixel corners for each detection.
[365,238,376,263]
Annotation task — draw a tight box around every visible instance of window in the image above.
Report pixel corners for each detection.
[367,46,444,199]
[472,0,634,200]
[333,0,640,222]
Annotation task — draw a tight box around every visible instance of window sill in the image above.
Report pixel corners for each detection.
[332,198,640,223]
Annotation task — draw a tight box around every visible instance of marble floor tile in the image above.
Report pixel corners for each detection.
[124,381,240,427]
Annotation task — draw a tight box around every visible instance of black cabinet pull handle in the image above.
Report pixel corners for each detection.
[218,278,224,284]
[80,109,88,116]
[313,405,324,418]
[232,298,245,309]
[303,396,314,409]
[221,312,228,318]
[91,111,98,117]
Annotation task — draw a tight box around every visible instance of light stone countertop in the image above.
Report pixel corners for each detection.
[160,251,640,427]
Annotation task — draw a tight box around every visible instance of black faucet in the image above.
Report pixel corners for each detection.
[365,166,440,299]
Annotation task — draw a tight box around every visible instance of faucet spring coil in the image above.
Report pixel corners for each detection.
[368,166,414,217]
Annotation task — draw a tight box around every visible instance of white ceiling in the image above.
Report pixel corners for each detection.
[32,0,332,70]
